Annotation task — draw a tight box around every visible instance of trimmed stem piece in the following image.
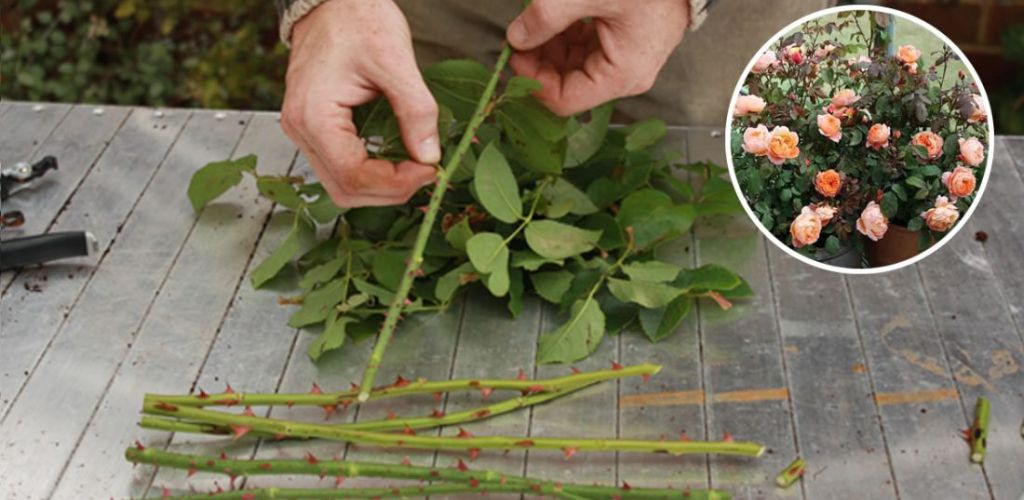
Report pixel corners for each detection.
[969,396,990,464]
[128,447,730,499]
[357,44,515,402]
[143,402,766,457]
[775,457,806,488]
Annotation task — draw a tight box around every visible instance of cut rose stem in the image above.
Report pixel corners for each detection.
[356,44,515,403]
[143,363,660,408]
[126,447,730,499]
[142,402,766,457]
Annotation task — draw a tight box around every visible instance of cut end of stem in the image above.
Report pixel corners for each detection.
[970,452,983,463]
[357,391,370,403]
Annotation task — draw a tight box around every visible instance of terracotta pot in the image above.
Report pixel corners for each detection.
[865,224,931,267]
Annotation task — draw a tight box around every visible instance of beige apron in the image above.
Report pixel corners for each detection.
[396,0,831,126]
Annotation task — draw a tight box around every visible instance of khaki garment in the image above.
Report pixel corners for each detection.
[396,0,831,126]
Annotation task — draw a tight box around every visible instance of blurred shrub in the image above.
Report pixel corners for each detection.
[993,23,1024,134]
[1,0,287,109]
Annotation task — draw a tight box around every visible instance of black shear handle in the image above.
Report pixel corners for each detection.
[1,231,95,271]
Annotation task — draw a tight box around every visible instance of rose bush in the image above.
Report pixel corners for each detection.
[730,11,989,262]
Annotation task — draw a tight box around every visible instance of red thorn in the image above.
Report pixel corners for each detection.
[242,406,255,417]
[500,474,507,485]
[134,440,146,451]
[456,459,469,472]
[642,374,651,384]
[197,389,209,399]
[515,440,535,448]
[213,483,224,493]
[230,425,251,441]
[417,205,429,214]
[387,411,398,420]
[310,382,323,395]
[403,425,417,436]
[622,481,632,491]
[402,456,411,466]
[349,382,360,392]
[473,409,491,418]
[679,431,692,442]
[723,432,734,443]
[206,460,216,467]
[611,361,623,371]
[161,487,170,498]
[393,375,410,388]
[457,427,474,439]
[259,463,272,470]
[241,494,256,500]
[432,392,442,404]
[286,400,295,408]
[430,409,446,419]
[960,428,972,443]
[516,368,527,381]
[470,478,480,488]
[305,452,319,465]
[187,466,197,477]
[524,384,545,394]
[219,451,229,460]
[479,387,493,400]
[154,402,178,412]
[570,366,582,374]
[334,475,346,487]
[562,447,577,460]
[322,405,337,420]
[273,433,287,441]
[469,448,482,460]
[224,383,235,394]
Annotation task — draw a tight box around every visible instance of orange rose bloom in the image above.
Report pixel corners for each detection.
[790,207,822,248]
[911,131,944,160]
[766,126,800,166]
[897,45,921,64]
[866,124,891,150]
[817,114,842,142]
[814,169,842,198]
[942,166,977,201]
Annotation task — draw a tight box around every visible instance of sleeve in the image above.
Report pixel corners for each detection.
[688,0,712,31]
[276,0,332,46]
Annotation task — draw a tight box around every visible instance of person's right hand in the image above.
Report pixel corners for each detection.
[281,0,439,208]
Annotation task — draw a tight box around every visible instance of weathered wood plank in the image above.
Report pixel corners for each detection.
[0,111,252,500]
[916,192,1024,499]
[767,246,898,499]
[697,214,801,499]
[0,108,191,415]
[50,113,296,499]
[846,266,990,500]
[1003,137,1024,179]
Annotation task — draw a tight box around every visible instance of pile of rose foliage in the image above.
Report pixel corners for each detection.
[189,59,749,365]
[730,11,989,259]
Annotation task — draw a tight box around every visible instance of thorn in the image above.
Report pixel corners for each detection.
[350,382,361,392]
[402,456,411,466]
[154,402,178,412]
[322,405,337,420]
[433,392,442,404]
[305,452,319,465]
[514,440,535,448]
[161,487,170,498]
[196,389,209,399]
[241,493,256,500]
[242,406,255,417]
[622,481,632,491]
[469,448,481,460]
[473,409,491,418]
[417,205,429,214]
[524,384,545,394]
[230,425,250,441]
[470,478,480,488]
[224,383,235,394]
[611,361,623,371]
[516,368,527,381]
[259,463,272,470]
[562,447,577,460]
[134,440,146,451]
[393,375,410,388]
[334,475,346,487]
[404,297,413,305]
[430,409,446,419]
[457,427,474,439]
[403,425,417,436]
[960,428,972,443]
[456,459,469,472]
[187,466,197,478]
[679,431,691,442]
[220,451,228,460]
[500,474,507,485]
[479,387,493,400]
[642,374,651,384]
[723,431,734,443]
[286,401,295,408]
[387,411,398,420]
[310,382,322,395]
[273,433,287,441]
[571,366,582,374]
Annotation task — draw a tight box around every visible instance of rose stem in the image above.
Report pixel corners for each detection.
[143,402,765,457]
[144,363,660,408]
[126,447,729,499]
[969,396,990,463]
[140,380,595,437]
[356,44,515,403]
[775,456,806,488]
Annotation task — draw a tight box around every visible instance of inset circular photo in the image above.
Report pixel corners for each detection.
[726,6,994,273]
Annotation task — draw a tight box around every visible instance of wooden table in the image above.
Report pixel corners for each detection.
[0,101,1021,500]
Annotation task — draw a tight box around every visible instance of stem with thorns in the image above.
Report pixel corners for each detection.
[127,447,730,499]
[357,44,514,403]
[143,402,765,457]
[145,363,659,408]
[968,396,990,464]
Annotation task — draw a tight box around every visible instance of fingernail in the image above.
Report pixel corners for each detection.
[507,19,527,46]
[418,136,441,164]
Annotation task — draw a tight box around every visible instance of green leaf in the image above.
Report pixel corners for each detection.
[187,154,256,212]
[906,216,924,232]
[639,296,693,342]
[530,270,574,304]
[307,315,355,361]
[541,178,598,217]
[482,263,510,297]
[444,218,473,252]
[624,118,667,151]
[508,268,525,318]
[524,220,601,260]
[824,235,840,255]
[674,264,742,293]
[435,262,475,303]
[257,176,302,209]
[299,183,344,224]
[621,261,683,283]
[617,190,696,248]
[880,191,898,218]
[473,142,522,223]
[905,175,926,188]
[537,299,605,364]
[353,278,395,304]
[251,213,315,288]
[510,250,563,271]
[298,256,345,290]
[423,59,490,121]
[288,278,347,328]
[565,103,612,167]
[503,76,542,98]
[371,250,407,291]
[718,277,755,300]
[466,232,508,274]
[496,96,568,174]
[579,213,626,250]
[607,278,685,308]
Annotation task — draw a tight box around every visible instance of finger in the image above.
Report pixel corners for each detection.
[507,0,591,51]
[280,106,350,205]
[371,52,441,165]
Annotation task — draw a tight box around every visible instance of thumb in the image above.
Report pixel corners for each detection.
[376,61,442,165]
[507,0,588,50]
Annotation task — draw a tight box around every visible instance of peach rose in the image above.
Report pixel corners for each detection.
[784,45,804,64]
[856,201,889,242]
[817,114,842,143]
[814,169,842,198]
[942,165,977,201]
[766,126,800,165]
[734,95,766,116]
[831,89,861,107]
[866,124,891,150]
[966,94,987,124]
[958,137,985,167]
[742,125,770,156]
[814,44,837,59]
[811,203,838,225]
[921,196,960,233]
[751,51,778,74]
[897,45,921,64]
[905,62,918,75]
[790,207,822,248]
[911,131,944,160]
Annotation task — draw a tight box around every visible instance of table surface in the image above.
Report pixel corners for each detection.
[0,101,1021,500]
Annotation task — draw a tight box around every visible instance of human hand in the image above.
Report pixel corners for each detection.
[282,0,439,207]
[506,0,690,116]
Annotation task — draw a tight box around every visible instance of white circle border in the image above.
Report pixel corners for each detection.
[723,4,997,275]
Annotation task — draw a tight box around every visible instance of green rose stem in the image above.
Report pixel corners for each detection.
[142,402,765,457]
[774,457,806,488]
[144,363,659,408]
[126,447,730,500]
[968,396,990,464]
[357,44,514,403]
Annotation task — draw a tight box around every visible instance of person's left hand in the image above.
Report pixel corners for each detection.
[506,0,690,116]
